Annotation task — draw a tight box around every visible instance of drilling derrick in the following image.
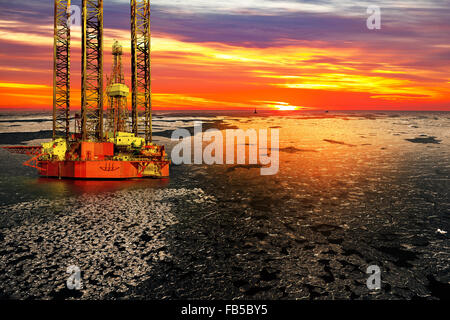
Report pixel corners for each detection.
[53,0,71,140]
[81,0,104,141]
[106,40,129,136]
[131,0,152,143]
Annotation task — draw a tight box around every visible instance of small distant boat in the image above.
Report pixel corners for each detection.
[254,108,257,114]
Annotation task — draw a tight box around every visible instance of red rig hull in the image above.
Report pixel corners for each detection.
[2,140,170,180]
[36,159,169,179]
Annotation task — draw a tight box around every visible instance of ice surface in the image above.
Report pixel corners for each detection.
[0,111,448,299]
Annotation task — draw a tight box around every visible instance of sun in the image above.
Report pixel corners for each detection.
[257,100,302,111]
[276,104,298,111]
[273,102,299,111]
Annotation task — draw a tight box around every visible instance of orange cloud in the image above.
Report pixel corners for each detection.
[1,19,449,111]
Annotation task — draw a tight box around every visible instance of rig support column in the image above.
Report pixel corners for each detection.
[81,0,104,141]
[52,0,71,140]
[131,0,152,143]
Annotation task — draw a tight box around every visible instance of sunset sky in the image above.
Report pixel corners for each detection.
[0,0,449,111]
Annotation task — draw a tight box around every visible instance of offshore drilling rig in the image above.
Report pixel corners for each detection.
[3,0,170,179]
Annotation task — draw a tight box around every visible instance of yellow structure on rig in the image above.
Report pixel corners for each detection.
[107,83,129,98]
[107,132,145,148]
[41,138,68,161]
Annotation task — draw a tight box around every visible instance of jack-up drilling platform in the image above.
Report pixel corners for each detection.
[2,0,170,179]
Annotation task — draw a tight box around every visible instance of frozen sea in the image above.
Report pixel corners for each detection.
[0,110,448,299]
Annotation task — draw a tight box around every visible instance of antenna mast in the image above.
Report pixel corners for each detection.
[52,0,71,140]
[131,0,152,143]
[81,0,104,141]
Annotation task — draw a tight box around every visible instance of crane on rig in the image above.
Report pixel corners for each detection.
[2,0,170,179]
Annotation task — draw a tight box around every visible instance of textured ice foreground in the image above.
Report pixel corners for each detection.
[0,188,215,299]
